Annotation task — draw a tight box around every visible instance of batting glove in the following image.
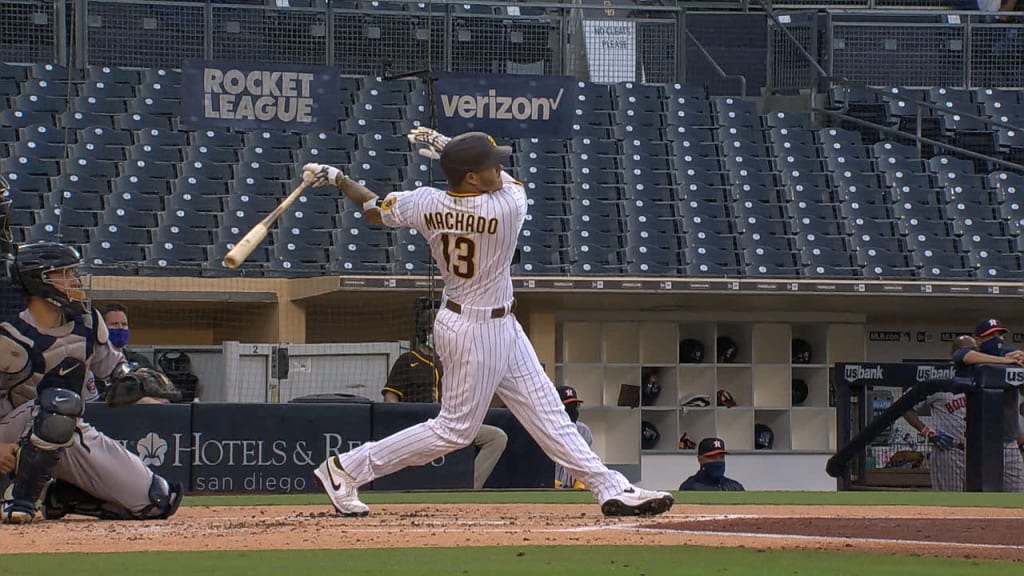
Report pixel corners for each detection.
[922,426,957,450]
[301,163,345,188]
[407,127,450,160]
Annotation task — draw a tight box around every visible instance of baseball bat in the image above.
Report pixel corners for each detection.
[223,173,314,269]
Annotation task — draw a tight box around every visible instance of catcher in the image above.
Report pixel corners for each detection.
[0,240,182,523]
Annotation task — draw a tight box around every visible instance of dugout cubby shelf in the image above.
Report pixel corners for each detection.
[559,319,865,459]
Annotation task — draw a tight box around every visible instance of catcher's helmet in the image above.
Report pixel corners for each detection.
[641,420,661,450]
[754,423,775,450]
[791,378,809,406]
[792,338,812,364]
[716,336,738,363]
[679,338,705,363]
[12,241,89,316]
[641,369,662,406]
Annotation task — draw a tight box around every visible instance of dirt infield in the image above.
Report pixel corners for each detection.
[4,503,1023,561]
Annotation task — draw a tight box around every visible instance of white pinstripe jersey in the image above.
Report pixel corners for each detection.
[379,173,525,308]
[915,392,967,439]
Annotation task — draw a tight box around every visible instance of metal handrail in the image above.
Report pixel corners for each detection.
[685,28,747,97]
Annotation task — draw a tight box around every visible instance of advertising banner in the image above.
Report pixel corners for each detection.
[189,403,371,493]
[434,73,575,139]
[181,60,339,130]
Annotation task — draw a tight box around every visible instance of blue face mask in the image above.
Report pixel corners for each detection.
[109,328,130,349]
[703,460,726,480]
[979,336,1004,356]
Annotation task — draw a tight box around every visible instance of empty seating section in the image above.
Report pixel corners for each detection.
[2,62,1023,279]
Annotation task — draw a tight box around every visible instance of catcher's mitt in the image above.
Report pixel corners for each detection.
[105,368,182,407]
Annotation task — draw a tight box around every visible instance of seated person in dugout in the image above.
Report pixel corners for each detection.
[679,437,745,491]
[382,311,508,490]
[554,385,591,489]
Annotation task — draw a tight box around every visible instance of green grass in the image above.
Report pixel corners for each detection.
[181,490,1024,508]
[2,546,1018,576]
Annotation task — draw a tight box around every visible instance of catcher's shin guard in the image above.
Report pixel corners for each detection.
[42,474,183,521]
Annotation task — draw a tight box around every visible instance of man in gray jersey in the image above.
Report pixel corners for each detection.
[0,241,182,523]
[903,335,1023,491]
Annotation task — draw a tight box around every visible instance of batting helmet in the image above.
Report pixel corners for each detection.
[641,369,662,406]
[754,423,775,450]
[792,339,812,364]
[791,378,809,406]
[12,241,89,316]
[678,338,705,363]
[716,336,738,363]
[641,420,661,450]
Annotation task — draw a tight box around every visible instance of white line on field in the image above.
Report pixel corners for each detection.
[625,527,1024,551]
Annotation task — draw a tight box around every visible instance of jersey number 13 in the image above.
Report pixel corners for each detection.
[440,233,476,279]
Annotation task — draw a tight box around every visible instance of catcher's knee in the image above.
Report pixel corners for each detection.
[141,473,183,520]
[32,388,84,449]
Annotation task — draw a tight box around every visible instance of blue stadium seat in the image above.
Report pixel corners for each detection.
[138,128,188,149]
[93,222,150,246]
[113,173,168,196]
[59,110,114,130]
[0,109,53,128]
[86,65,142,85]
[71,95,125,115]
[115,112,171,130]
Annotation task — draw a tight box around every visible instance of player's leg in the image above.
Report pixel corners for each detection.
[471,424,508,489]
[320,310,512,514]
[931,447,965,492]
[1,388,83,523]
[41,420,181,520]
[1001,442,1024,492]
[495,319,672,515]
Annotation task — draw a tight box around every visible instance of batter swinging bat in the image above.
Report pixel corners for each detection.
[223,172,315,269]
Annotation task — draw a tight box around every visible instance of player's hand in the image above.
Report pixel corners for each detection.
[0,442,17,474]
[301,163,345,188]
[1005,350,1024,362]
[922,426,957,450]
[407,127,450,160]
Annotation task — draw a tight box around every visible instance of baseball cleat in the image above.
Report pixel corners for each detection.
[1,499,37,524]
[600,486,674,517]
[314,456,369,517]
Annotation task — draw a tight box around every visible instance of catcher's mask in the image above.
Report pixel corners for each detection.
[12,241,90,317]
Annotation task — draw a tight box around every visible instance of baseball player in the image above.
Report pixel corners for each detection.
[303,129,674,517]
[903,334,1023,491]
[965,321,1024,491]
[0,241,182,523]
[382,310,508,490]
[679,437,745,491]
[553,386,590,490]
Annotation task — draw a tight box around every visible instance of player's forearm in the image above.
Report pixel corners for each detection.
[963,350,1021,365]
[903,411,926,433]
[336,177,383,225]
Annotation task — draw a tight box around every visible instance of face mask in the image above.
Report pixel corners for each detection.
[703,461,726,480]
[109,328,130,349]
[565,403,580,423]
[979,336,1004,356]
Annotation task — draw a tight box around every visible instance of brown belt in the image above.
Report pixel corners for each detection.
[444,298,516,319]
